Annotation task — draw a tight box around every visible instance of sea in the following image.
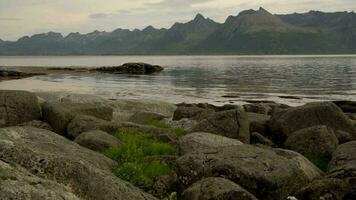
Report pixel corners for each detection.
[0,55,356,106]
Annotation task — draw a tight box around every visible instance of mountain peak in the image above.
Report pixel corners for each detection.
[143,25,155,32]
[194,13,205,21]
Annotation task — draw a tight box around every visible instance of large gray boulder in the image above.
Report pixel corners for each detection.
[192,108,250,143]
[67,115,116,138]
[128,111,166,125]
[178,132,242,155]
[328,141,356,192]
[42,102,113,135]
[74,130,121,152]
[176,145,322,200]
[109,99,177,122]
[182,177,258,200]
[269,102,356,144]
[294,178,352,200]
[0,126,157,200]
[248,112,270,136]
[0,90,41,127]
[0,160,80,200]
[35,92,110,105]
[284,125,339,170]
[173,105,214,121]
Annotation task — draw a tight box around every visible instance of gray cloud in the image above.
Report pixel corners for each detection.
[89,13,112,19]
[144,0,214,9]
[0,17,21,21]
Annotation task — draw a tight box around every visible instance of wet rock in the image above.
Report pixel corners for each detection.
[269,102,356,144]
[0,90,41,127]
[0,126,157,200]
[42,102,113,135]
[95,63,163,74]
[175,145,322,200]
[0,159,80,200]
[192,108,250,143]
[182,177,258,200]
[334,101,356,113]
[294,178,352,200]
[178,132,242,155]
[74,130,121,152]
[284,125,339,170]
[19,120,53,131]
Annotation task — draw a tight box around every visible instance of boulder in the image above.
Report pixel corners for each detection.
[128,111,166,125]
[182,177,258,200]
[109,99,176,122]
[19,120,53,131]
[67,115,116,138]
[244,103,271,115]
[0,126,157,200]
[95,63,163,75]
[192,108,250,143]
[42,102,113,135]
[284,125,339,170]
[251,132,274,147]
[0,90,41,127]
[328,141,356,191]
[334,101,356,113]
[248,112,270,136]
[173,105,214,121]
[294,178,352,200]
[35,92,110,105]
[163,118,197,133]
[269,102,356,144]
[74,130,121,152]
[178,132,243,155]
[0,160,80,200]
[175,145,322,200]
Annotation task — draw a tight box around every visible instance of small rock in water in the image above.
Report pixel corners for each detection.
[96,63,163,74]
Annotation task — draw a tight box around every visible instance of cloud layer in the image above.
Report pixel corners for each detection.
[0,0,355,41]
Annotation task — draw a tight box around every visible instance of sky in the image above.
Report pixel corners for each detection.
[0,0,355,41]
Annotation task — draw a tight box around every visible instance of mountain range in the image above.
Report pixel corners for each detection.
[0,7,355,55]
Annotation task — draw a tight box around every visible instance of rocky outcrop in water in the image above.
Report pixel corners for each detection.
[95,63,164,74]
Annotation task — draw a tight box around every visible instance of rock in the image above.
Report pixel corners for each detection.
[0,159,80,200]
[74,130,121,152]
[42,102,113,135]
[244,103,271,115]
[95,63,163,74]
[18,120,53,131]
[36,92,110,105]
[192,108,250,143]
[0,126,157,200]
[163,118,197,133]
[248,112,270,135]
[328,141,356,191]
[294,178,352,200]
[156,132,178,143]
[67,115,116,138]
[251,132,274,147]
[178,132,243,155]
[118,122,174,136]
[152,175,177,197]
[0,90,41,127]
[0,70,43,81]
[182,177,258,200]
[173,105,214,121]
[284,125,339,170]
[109,99,176,122]
[334,101,356,113]
[336,130,353,144]
[269,102,356,144]
[175,145,322,200]
[128,111,166,125]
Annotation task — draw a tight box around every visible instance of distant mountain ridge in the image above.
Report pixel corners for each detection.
[0,8,355,55]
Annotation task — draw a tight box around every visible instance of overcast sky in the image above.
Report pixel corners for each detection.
[0,0,355,41]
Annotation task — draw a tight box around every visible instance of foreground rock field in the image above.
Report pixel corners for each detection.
[0,90,355,200]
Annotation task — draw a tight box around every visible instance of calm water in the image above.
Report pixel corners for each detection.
[0,55,356,105]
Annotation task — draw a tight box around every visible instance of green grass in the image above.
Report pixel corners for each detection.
[143,119,188,138]
[103,128,176,192]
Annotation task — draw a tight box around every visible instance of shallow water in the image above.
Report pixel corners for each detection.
[0,55,356,106]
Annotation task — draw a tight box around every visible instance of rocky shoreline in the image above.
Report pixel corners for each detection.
[0,90,355,200]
